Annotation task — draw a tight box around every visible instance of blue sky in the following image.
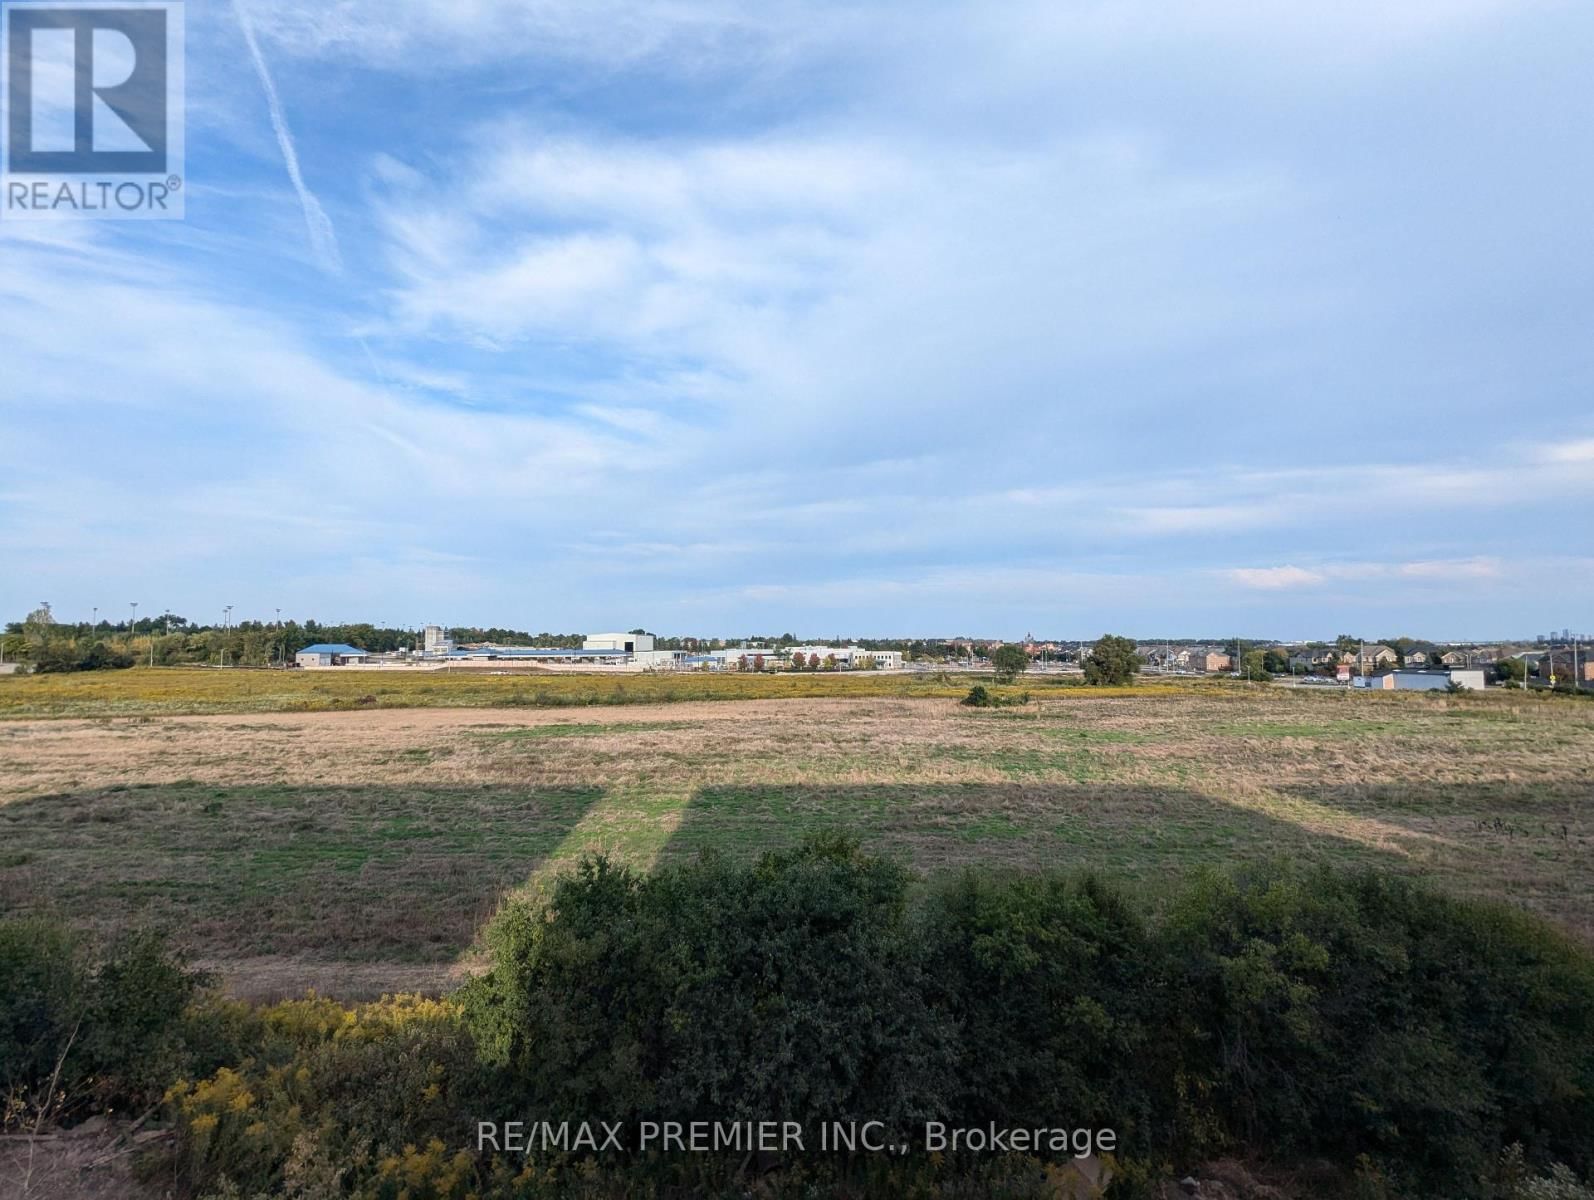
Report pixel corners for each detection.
[3,0,1592,639]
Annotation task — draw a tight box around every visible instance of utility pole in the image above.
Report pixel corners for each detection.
[129,602,138,648]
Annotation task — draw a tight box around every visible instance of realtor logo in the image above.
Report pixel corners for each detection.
[2,0,184,218]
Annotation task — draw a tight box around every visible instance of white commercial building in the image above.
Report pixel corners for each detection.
[789,646,903,670]
[583,632,656,654]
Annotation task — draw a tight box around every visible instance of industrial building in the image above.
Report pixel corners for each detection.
[584,632,655,654]
[1356,668,1486,691]
[295,643,372,668]
[293,631,907,672]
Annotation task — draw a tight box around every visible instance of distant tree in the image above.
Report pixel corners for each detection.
[738,655,750,672]
[790,652,807,671]
[991,645,1029,683]
[823,654,838,672]
[753,654,765,673]
[33,639,133,673]
[1262,648,1289,674]
[1240,649,1272,682]
[1494,658,1527,684]
[1334,633,1360,655]
[1083,635,1141,686]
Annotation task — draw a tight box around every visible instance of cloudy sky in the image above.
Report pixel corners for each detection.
[3,0,1592,639]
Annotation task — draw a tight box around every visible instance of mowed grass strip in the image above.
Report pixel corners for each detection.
[0,688,1590,994]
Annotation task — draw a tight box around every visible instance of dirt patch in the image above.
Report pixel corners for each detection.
[0,1119,165,1200]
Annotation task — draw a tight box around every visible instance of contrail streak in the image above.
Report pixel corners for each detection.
[233,0,342,273]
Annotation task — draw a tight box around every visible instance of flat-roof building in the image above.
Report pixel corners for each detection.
[295,643,371,668]
[1357,668,1486,691]
[584,632,655,654]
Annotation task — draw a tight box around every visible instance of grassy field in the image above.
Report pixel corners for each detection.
[1,682,1590,998]
[0,664,1057,718]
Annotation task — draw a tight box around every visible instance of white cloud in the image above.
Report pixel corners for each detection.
[1229,557,1504,592]
[1538,438,1594,465]
[5,0,1591,635]
[1229,566,1325,590]
[1399,557,1500,580]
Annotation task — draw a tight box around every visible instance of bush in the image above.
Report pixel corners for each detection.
[462,837,949,1134]
[31,639,136,673]
[167,994,479,1198]
[458,848,1594,1194]
[1163,864,1594,1194]
[10,857,1594,1197]
[0,918,87,1124]
[920,872,1169,1150]
[961,685,1029,708]
[0,921,203,1125]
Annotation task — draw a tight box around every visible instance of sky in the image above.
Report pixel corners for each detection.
[2,0,1592,640]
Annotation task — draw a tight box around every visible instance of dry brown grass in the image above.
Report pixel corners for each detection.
[2,687,1590,999]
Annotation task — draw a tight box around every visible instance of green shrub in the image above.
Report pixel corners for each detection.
[32,639,136,673]
[1163,864,1594,1194]
[0,920,203,1125]
[463,836,950,1134]
[920,872,1169,1150]
[9,856,1594,1198]
[0,918,89,1124]
[961,685,1029,707]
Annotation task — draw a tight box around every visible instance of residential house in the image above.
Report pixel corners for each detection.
[1539,650,1594,684]
[1142,646,1192,669]
[1355,644,1398,673]
[1288,647,1337,673]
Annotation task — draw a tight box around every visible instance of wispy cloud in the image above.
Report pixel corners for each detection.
[4,0,1592,636]
[232,0,342,273]
[1229,566,1325,590]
